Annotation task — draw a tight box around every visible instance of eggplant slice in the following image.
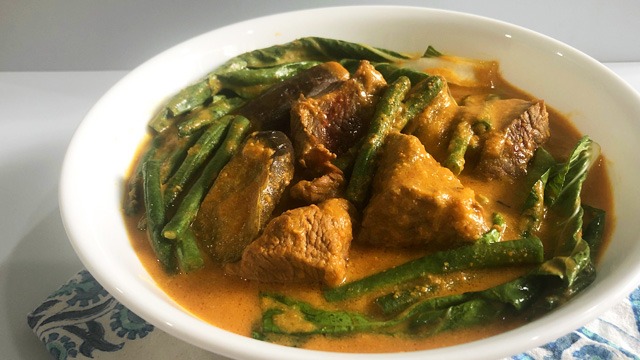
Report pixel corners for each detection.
[193,131,295,263]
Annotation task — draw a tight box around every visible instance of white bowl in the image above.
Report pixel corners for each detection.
[59,6,640,360]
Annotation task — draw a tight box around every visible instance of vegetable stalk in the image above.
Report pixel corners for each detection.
[163,116,233,207]
[163,115,251,241]
[324,236,544,302]
[345,76,411,208]
[141,159,176,271]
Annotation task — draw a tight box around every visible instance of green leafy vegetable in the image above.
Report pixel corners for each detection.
[520,148,556,235]
[423,45,443,58]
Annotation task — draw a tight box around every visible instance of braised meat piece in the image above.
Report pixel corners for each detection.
[358,132,489,247]
[290,60,387,170]
[474,99,549,179]
[235,62,350,131]
[225,198,355,286]
[193,131,295,263]
[289,169,346,204]
[403,77,458,162]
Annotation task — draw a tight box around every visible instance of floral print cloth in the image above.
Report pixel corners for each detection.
[28,270,640,359]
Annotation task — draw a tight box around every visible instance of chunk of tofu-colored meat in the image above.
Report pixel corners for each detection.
[290,60,387,170]
[358,133,489,247]
[475,99,550,179]
[403,78,459,162]
[289,169,345,204]
[225,198,355,286]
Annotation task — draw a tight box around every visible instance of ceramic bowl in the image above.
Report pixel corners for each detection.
[59,6,640,360]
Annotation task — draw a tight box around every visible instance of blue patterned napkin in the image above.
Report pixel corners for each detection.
[28,270,640,360]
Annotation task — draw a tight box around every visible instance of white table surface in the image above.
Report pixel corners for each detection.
[1,63,639,359]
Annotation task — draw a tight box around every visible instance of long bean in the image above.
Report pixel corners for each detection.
[175,228,204,273]
[163,116,233,207]
[127,129,206,216]
[216,61,321,98]
[124,138,159,215]
[177,97,245,136]
[166,79,212,116]
[443,120,474,175]
[324,236,543,302]
[147,108,173,135]
[331,138,364,173]
[142,159,176,271]
[163,115,251,240]
[375,213,507,314]
[345,76,411,207]
[396,76,443,131]
[148,79,213,133]
[159,132,203,183]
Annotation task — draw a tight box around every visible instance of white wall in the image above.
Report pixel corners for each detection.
[2,0,639,71]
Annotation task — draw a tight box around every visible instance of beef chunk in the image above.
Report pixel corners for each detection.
[403,77,459,162]
[475,99,549,179]
[358,133,489,247]
[289,169,345,204]
[225,198,355,286]
[290,60,387,171]
[235,61,350,131]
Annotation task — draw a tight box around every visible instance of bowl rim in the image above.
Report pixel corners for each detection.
[59,5,640,360]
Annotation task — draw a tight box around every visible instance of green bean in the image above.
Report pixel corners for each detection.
[331,138,364,173]
[375,213,507,314]
[323,236,543,302]
[477,213,507,244]
[148,79,213,133]
[124,138,159,215]
[443,120,474,175]
[472,119,492,135]
[166,79,212,117]
[519,148,555,235]
[126,128,202,214]
[375,283,440,315]
[163,116,233,207]
[147,107,173,135]
[175,228,204,273]
[177,97,245,136]
[158,132,201,183]
[142,159,176,272]
[125,131,188,215]
[520,171,550,235]
[396,76,443,131]
[345,76,411,208]
[163,115,251,240]
[217,61,321,87]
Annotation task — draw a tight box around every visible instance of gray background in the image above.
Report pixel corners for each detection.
[2,0,640,71]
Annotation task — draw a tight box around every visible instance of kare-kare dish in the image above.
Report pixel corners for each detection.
[123,37,612,352]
